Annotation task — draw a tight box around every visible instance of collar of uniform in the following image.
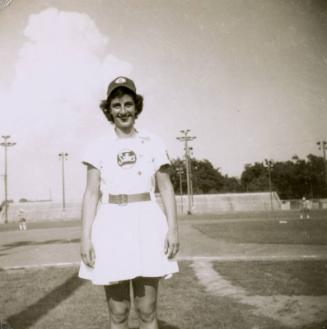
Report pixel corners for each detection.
[136,129,151,142]
[108,127,151,142]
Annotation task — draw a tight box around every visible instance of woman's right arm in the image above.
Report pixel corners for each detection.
[80,165,100,268]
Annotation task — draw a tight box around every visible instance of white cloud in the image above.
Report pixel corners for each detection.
[2,7,132,146]
[0,7,132,200]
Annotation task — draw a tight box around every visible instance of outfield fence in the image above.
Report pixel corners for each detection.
[0,192,286,223]
[171,192,281,214]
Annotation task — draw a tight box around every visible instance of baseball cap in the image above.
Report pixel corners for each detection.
[107,76,136,98]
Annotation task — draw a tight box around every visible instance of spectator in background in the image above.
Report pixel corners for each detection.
[300,197,311,219]
[0,200,5,212]
[18,209,27,230]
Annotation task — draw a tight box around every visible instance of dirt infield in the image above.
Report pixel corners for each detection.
[1,218,327,269]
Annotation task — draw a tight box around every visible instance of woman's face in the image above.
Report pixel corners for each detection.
[109,94,136,131]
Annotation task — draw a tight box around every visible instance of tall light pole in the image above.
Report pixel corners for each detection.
[177,130,196,215]
[0,135,16,224]
[188,146,194,206]
[176,167,184,213]
[317,140,327,195]
[58,152,68,212]
[264,159,274,212]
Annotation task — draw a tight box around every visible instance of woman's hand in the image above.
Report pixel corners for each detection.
[80,237,96,268]
[164,228,180,259]
[156,167,180,260]
[80,165,100,268]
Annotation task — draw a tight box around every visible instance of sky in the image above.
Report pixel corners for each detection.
[0,0,326,202]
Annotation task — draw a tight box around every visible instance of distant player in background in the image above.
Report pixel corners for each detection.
[300,197,311,219]
[18,209,27,230]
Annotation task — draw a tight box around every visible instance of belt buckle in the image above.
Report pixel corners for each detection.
[118,194,128,206]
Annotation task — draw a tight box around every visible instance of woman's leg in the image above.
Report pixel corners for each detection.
[104,280,130,329]
[133,277,160,329]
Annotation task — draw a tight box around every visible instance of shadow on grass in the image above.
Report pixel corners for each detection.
[1,238,80,251]
[300,320,327,329]
[158,320,180,328]
[6,272,85,329]
[129,320,179,329]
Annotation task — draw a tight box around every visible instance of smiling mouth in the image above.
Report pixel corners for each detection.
[117,114,132,122]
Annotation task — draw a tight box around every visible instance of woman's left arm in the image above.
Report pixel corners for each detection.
[156,166,180,259]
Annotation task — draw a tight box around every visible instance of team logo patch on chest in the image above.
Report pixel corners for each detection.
[117,149,137,168]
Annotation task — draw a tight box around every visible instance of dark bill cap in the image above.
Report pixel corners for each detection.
[107,76,136,98]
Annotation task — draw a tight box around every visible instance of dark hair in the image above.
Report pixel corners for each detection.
[99,87,144,123]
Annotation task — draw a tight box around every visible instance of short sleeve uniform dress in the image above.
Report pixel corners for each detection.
[78,128,179,285]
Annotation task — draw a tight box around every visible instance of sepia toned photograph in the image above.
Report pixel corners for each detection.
[0,1,327,328]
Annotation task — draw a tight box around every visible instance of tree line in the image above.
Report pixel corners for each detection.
[169,154,327,199]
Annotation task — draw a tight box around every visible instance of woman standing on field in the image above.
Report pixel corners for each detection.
[79,76,179,329]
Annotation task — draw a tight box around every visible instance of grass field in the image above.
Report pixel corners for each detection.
[1,261,326,329]
[1,211,327,328]
[178,209,327,221]
[194,218,327,245]
[213,260,327,296]
[0,219,79,232]
[1,209,327,232]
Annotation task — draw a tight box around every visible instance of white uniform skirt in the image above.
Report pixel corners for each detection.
[79,200,179,285]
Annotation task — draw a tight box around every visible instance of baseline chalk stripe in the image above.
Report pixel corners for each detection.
[178,254,326,261]
[1,254,327,271]
[192,260,247,297]
[1,261,80,271]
